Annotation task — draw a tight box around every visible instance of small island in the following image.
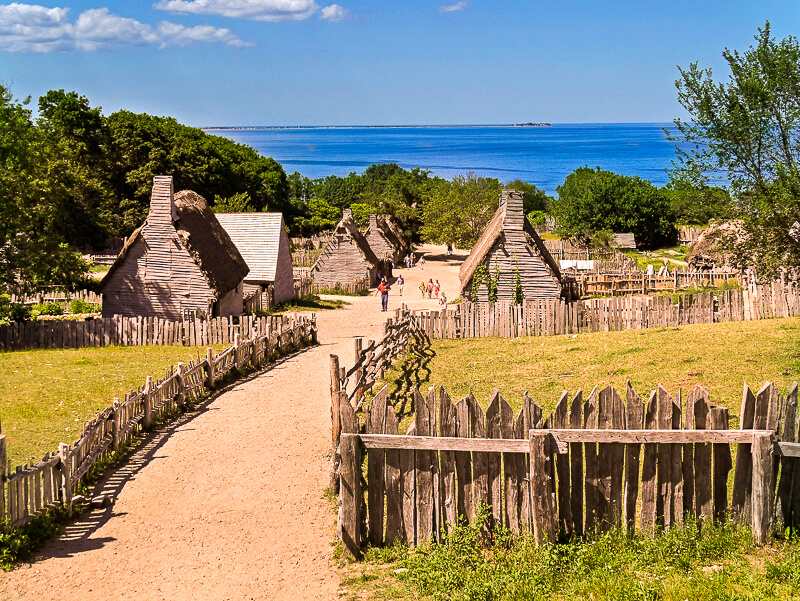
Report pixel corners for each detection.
[512,122,552,127]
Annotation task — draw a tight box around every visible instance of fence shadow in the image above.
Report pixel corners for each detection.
[387,329,435,418]
[22,344,315,563]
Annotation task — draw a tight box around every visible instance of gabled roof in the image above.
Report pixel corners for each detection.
[101,182,249,298]
[459,189,561,287]
[613,232,637,249]
[215,212,287,282]
[366,214,405,256]
[315,213,379,270]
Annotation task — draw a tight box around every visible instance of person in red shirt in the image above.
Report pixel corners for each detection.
[375,278,391,311]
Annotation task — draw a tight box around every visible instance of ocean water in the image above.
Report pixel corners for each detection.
[208,123,684,196]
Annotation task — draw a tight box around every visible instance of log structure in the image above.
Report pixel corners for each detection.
[216,213,295,305]
[312,209,379,288]
[100,176,249,319]
[460,189,562,302]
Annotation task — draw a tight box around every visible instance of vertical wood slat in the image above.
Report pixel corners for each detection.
[553,391,572,535]
[596,387,613,530]
[584,386,599,532]
[624,383,644,533]
[569,390,584,537]
[384,398,402,545]
[777,383,799,530]
[470,393,489,524]
[454,397,473,524]
[439,388,457,534]
[692,387,712,520]
[414,388,435,543]
[529,431,556,544]
[640,390,659,532]
[485,391,503,527]
[711,407,732,523]
[732,384,756,521]
[367,386,389,547]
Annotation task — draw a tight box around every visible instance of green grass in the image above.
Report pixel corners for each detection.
[259,295,351,315]
[341,514,800,601]
[0,345,225,466]
[380,317,800,419]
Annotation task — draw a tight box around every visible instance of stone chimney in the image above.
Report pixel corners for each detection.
[369,214,378,231]
[343,208,353,219]
[503,189,524,231]
[148,175,177,223]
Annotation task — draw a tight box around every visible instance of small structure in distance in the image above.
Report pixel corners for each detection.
[459,189,562,302]
[216,212,295,306]
[313,209,379,288]
[100,175,249,319]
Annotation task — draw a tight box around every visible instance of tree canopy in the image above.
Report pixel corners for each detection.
[552,167,675,248]
[672,22,800,277]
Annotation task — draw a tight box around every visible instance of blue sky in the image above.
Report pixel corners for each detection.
[0,0,797,126]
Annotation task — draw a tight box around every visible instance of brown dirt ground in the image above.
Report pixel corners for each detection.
[0,245,464,601]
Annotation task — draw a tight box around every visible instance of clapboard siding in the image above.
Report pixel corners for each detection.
[100,176,247,320]
[313,213,379,288]
[461,190,562,302]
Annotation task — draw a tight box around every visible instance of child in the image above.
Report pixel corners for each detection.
[438,292,447,310]
[419,281,426,298]
[434,279,440,299]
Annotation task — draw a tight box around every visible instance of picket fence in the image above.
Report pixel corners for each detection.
[314,277,371,295]
[336,380,800,557]
[292,249,323,267]
[565,269,738,297]
[0,313,318,528]
[7,289,102,306]
[408,283,799,340]
[0,314,280,351]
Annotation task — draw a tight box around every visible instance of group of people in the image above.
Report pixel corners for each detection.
[375,274,447,311]
[404,253,424,269]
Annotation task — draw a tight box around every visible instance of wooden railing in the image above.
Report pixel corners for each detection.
[337,380,799,558]
[0,314,318,528]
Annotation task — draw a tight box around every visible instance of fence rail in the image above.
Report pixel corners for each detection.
[336,380,799,557]
[0,313,317,528]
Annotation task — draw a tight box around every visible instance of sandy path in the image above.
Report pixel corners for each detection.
[0,245,464,601]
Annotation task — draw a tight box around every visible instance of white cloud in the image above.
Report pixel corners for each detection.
[153,0,321,22]
[0,3,249,52]
[437,1,467,12]
[319,4,347,22]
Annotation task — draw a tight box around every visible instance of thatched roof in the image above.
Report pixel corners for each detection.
[366,214,405,258]
[685,222,737,269]
[314,213,379,271]
[101,183,249,297]
[459,189,561,287]
[173,190,250,294]
[613,232,637,249]
[381,214,411,254]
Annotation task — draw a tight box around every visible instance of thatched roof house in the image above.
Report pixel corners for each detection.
[685,223,735,270]
[313,209,379,288]
[613,232,637,250]
[460,190,562,302]
[216,213,294,305]
[365,214,405,265]
[100,176,249,319]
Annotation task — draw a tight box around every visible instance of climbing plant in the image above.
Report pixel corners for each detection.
[513,267,523,306]
[488,266,501,303]
[471,264,488,302]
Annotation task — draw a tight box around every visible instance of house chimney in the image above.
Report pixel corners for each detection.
[148,175,176,223]
[369,214,378,230]
[503,189,524,231]
[343,208,353,219]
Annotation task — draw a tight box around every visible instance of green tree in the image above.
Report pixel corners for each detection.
[212,192,255,213]
[552,167,675,248]
[672,22,800,276]
[421,173,502,248]
[663,177,730,225]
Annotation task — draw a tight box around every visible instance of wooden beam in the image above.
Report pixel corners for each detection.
[359,434,531,453]
[544,428,772,450]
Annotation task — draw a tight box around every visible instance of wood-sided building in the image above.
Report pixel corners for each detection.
[365,214,406,266]
[313,209,379,288]
[459,189,562,302]
[215,213,294,305]
[100,176,249,319]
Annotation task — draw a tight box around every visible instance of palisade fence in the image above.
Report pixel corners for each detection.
[7,289,102,306]
[314,277,371,296]
[409,283,800,340]
[335,378,800,559]
[0,313,317,529]
[564,269,738,297]
[0,314,280,351]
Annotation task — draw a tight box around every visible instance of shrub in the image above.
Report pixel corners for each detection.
[31,302,64,316]
[69,299,100,314]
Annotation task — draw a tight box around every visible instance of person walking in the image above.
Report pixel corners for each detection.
[434,279,440,299]
[426,279,433,299]
[439,292,447,310]
[419,256,425,270]
[419,280,426,298]
[375,278,391,312]
[397,274,404,296]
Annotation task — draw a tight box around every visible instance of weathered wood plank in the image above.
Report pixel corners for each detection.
[553,391,573,535]
[454,397,473,523]
[485,390,503,527]
[732,384,756,521]
[640,390,659,532]
[777,383,798,530]
[656,385,674,529]
[584,386,599,532]
[415,388,435,543]
[569,390,584,537]
[470,393,489,524]
[384,401,403,545]
[529,432,556,544]
[752,432,775,544]
[624,382,644,534]
[367,386,389,547]
[439,387,457,534]
[692,387,712,521]
[610,386,625,529]
[597,386,613,530]
[400,421,416,545]
[711,407,732,523]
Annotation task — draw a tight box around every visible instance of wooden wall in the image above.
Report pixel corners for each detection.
[314,233,376,288]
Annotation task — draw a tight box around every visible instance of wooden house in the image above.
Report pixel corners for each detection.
[100,176,249,319]
[613,232,637,250]
[313,209,379,288]
[365,214,406,277]
[459,190,562,302]
[215,213,294,305]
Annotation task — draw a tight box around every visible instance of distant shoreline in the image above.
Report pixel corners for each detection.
[202,122,669,131]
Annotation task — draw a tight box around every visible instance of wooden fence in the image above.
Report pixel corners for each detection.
[564,269,738,297]
[0,314,281,351]
[292,249,323,267]
[336,380,800,557]
[294,277,314,299]
[0,313,318,528]
[7,289,102,306]
[406,283,799,340]
[314,277,371,295]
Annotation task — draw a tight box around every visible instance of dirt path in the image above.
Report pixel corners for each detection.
[0,245,464,601]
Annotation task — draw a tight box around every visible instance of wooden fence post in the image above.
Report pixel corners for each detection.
[529,431,556,544]
[206,347,215,389]
[330,354,341,455]
[752,431,774,544]
[58,442,72,510]
[176,363,186,410]
[112,398,121,452]
[0,430,5,523]
[143,375,153,431]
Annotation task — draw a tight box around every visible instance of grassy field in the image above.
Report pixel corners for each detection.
[382,317,800,419]
[347,317,800,600]
[0,345,225,466]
